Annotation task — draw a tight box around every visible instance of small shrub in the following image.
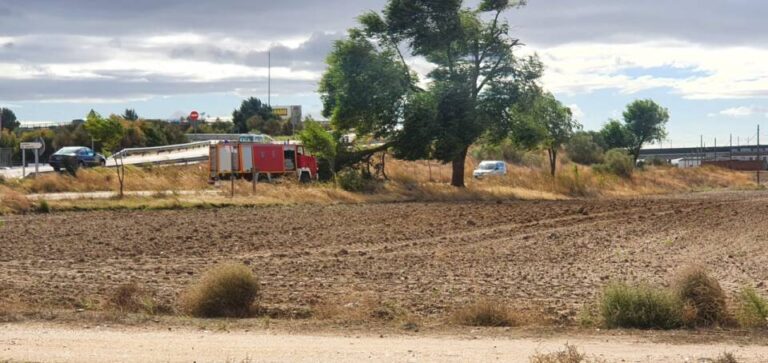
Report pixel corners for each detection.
[713,352,739,363]
[566,133,604,165]
[599,282,682,329]
[452,299,517,327]
[180,263,260,318]
[335,168,365,192]
[736,287,768,328]
[529,344,599,363]
[110,283,144,313]
[674,266,729,327]
[593,149,633,178]
[37,199,50,213]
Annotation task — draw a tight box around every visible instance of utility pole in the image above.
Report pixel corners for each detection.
[758,125,761,185]
[730,134,733,161]
[268,51,271,107]
[714,137,717,161]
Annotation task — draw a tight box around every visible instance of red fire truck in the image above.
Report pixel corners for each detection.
[209,141,318,182]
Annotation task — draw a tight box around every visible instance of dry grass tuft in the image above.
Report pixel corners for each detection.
[180,263,260,318]
[109,283,169,315]
[451,299,520,327]
[312,293,417,328]
[0,188,32,214]
[529,344,604,363]
[713,352,740,363]
[674,265,730,328]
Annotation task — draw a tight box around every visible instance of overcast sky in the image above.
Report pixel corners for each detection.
[1,0,768,146]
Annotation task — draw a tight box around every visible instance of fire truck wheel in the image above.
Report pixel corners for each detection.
[299,171,311,183]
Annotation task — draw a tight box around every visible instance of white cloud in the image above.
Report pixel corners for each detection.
[567,104,585,121]
[718,106,768,118]
[527,40,768,100]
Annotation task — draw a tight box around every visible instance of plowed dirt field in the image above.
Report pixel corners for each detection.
[2,191,768,319]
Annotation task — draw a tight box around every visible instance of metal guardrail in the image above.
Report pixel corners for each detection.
[111,141,211,159]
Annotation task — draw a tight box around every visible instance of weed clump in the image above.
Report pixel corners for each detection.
[599,282,682,329]
[674,266,729,327]
[736,287,768,329]
[109,283,168,314]
[181,263,260,318]
[452,299,518,327]
[529,344,603,363]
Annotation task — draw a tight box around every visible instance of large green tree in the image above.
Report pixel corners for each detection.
[623,99,669,163]
[320,0,542,187]
[0,107,20,131]
[232,97,277,133]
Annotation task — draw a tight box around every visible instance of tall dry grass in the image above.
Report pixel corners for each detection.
[0,150,758,212]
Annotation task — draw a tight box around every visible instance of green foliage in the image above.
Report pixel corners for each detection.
[623,99,669,162]
[566,132,604,165]
[299,121,338,172]
[599,282,682,330]
[594,149,634,178]
[0,107,20,131]
[599,119,633,150]
[181,263,260,318]
[335,168,366,192]
[37,199,51,213]
[736,287,768,328]
[84,110,125,153]
[0,129,19,154]
[232,97,278,134]
[471,139,525,163]
[674,266,729,328]
[122,108,139,121]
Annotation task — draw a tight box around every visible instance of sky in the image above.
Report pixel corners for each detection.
[1,0,768,147]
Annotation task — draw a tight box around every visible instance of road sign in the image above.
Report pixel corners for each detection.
[189,111,200,121]
[20,142,43,150]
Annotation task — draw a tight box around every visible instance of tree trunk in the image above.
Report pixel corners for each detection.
[451,147,469,187]
[548,148,557,177]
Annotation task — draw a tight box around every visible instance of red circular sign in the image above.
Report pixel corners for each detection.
[189,111,200,121]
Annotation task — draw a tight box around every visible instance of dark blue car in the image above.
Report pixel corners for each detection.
[49,146,107,171]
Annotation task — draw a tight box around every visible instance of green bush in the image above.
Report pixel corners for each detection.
[593,149,634,178]
[599,283,682,329]
[471,139,525,164]
[37,199,50,213]
[674,266,730,328]
[181,263,260,318]
[566,133,604,165]
[736,287,768,328]
[335,168,366,192]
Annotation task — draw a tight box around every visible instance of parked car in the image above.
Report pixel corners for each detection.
[473,160,507,178]
[49,146,106,171]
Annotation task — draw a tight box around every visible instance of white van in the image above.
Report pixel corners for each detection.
[473,160,507,178]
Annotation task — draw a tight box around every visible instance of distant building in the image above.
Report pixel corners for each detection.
[272,105,302,126]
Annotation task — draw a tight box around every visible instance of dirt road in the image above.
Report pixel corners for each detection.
[3,190,768,318]
[1,323,766,363]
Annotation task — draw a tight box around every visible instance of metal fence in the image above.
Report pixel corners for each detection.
[0,148,12,168]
